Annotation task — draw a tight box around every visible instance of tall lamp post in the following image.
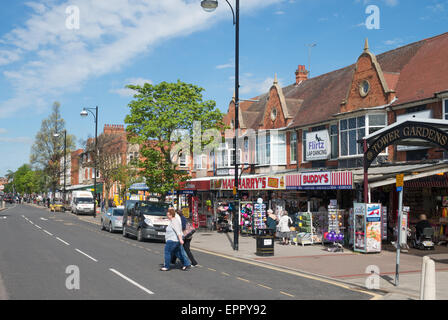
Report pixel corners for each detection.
[81,106,98,218]
[53,130,67,204]
[201,0,240,250]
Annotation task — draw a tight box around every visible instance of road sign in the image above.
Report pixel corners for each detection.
[396,174,404,192]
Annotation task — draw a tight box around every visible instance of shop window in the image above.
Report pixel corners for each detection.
[290,131,297,163]
[406,149,428,161]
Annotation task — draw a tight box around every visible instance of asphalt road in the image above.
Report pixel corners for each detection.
[0,204,373,300]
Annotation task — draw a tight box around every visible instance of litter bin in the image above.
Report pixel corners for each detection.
[256,229,274,256]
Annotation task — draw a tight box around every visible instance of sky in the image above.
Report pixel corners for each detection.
[0,0,447,176]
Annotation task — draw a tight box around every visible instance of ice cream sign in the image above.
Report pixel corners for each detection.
[306,130,330,161]
[366,204,381,222]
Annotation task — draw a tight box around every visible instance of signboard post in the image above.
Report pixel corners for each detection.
[395,174,404,286]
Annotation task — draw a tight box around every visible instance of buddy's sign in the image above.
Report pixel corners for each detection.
[211,176,285,191]
[365,122,448,168]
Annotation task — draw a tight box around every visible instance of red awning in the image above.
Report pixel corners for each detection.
[179,180,210,191]
[404,174,448,188]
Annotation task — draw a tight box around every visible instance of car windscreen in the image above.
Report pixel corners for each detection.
[113,209,124,216]
[138,203,169,216]
[76,197,93,204]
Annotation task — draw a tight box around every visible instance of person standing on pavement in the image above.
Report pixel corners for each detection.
[266,209,278,237]
[161,208,191,271]
[278,210,293,245]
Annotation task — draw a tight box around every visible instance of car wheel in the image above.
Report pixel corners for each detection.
[109,222,113,233]
[123,226,128,238]
[137,228,143,242]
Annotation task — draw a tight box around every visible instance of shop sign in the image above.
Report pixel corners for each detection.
[366,203,381,222]
[211,175,285,190]
[286,171,353,190]
[306,130,331,161]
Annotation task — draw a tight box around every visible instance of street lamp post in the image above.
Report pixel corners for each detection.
[53,130,67,204]
[81,106,98,218]
[201,0,240,250]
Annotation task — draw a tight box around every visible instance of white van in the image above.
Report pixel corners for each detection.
[71,191,95,215]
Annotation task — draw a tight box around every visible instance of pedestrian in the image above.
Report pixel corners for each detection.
[278,210,293,245]
[178,209,198,267]
[160,208,191,271]
[170,209,193,266]
[266,209,278,237]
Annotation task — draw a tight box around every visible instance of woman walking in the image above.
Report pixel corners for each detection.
[160,208,191,271]
[278,210,293,245]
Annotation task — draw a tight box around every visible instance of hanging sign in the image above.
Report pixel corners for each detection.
[306,130,331,161]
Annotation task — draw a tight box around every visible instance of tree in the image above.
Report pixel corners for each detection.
[124,80,225,201]
[111,163,142,204]
[83,131,127,211]
[30,102,76,198]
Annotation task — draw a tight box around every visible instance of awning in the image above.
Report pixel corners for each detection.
[65,183,103,193]
[352,162,448,189]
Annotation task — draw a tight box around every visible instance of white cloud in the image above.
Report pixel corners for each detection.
[0,128,7,134]
[110,77,153,97]
[275,11,285,15]
[0,137,33,144]
[238,75,283,96]
[0,0,282,118]
[383,38,404,46]
[355,0,399,7]
[216,63,233,70]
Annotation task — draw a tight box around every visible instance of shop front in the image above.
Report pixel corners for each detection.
[178,179,212,229]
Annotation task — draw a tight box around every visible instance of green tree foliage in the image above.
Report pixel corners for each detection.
[4,165,46,194]
[30,102,76,195]
[124,80,225,200]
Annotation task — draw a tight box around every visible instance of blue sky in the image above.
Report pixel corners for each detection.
[0,0,447,176]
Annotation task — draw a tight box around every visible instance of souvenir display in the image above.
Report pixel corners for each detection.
[240,202,253,235]
[216,202,232,233]
[253,201,267,232]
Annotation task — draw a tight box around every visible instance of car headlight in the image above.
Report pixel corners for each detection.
[143,215,153,227]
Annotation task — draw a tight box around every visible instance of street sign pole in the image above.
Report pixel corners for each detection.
[395,174,404,286]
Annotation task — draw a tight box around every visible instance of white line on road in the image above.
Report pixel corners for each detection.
[40,217,48,221]
[35,225,42,229]
[109,268,154,295]
[43,230,53,236]
[56,237,70,246]
[75,249,98,262]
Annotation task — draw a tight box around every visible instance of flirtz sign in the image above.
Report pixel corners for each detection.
[306,130,330,161]
[211,176,285,190]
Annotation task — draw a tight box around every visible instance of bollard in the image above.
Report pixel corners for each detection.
[421,257,436,300]
[419,256,430,300]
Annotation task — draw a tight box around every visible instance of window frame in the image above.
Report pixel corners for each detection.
[338,113,388,159]
[290,131,298,164]
[330,123,339,160]
[444,99,448,120]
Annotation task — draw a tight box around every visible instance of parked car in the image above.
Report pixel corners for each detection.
[50,199,65,212]
[101,206,124,233]
[122,200,170,242]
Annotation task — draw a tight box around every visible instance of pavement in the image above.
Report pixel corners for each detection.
[23,202,448,300]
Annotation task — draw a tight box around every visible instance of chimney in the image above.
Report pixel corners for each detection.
[295,65,308,84]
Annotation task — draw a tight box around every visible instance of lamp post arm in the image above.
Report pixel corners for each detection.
[225,0,236,25]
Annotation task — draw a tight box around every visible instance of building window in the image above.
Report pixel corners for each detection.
[339,116,363,156]
[179,152,187,167]
[444,99,448,120]
[290,131,297,163]
[330,124,338,159]
[368,114,387,135]
[302,129,308,163]
[271,132,286,165]
[194,154,207,170]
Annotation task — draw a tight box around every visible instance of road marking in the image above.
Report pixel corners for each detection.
[40,217,48,221]
[236,277,250,283]
[35,225,42,229]
[109,268,154,295]
[56,237,70,246]
[29,221,34,225]
[43,230,53,236]
[280,291,295,298]
[191,247,382,300]
[257,284,272,290]
[221,272,230,276]
[75,249,98,262]
[207,268,216,272]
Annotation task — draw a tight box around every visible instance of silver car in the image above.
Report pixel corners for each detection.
[101,206,124,233]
